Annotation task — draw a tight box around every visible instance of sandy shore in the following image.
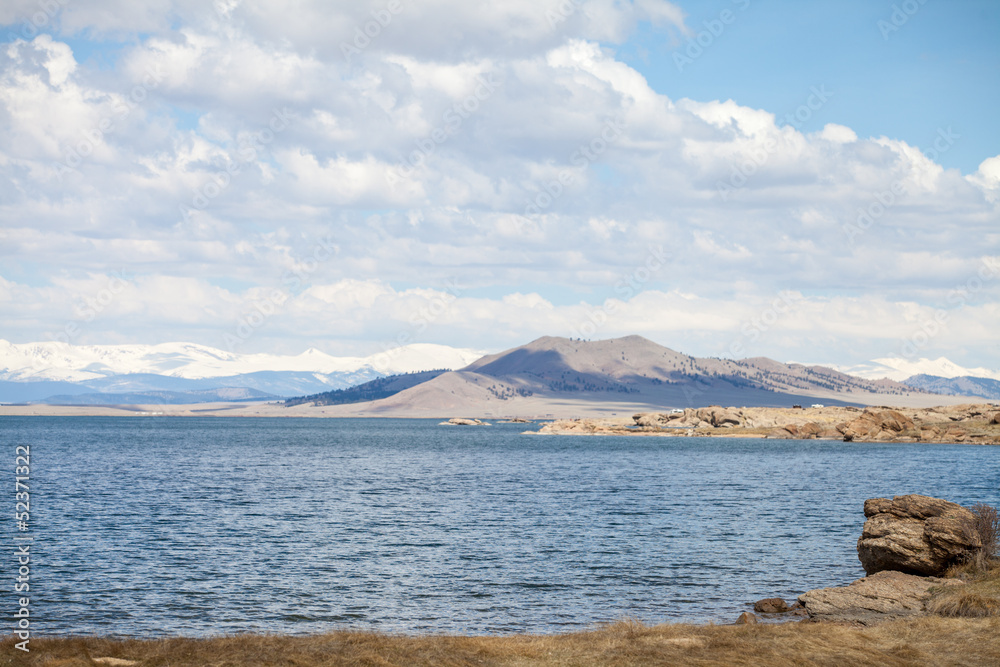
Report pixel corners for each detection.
[0,392,986,420]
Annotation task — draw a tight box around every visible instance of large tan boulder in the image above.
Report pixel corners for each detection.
[798,570,964,624]
[632,413,676,428]
[694,406,743,428]
[857,495,982,576]
[440,418,490,426]
[838,409,914,441]
[753,597,789,613]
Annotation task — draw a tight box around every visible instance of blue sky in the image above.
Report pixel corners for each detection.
[622,0,1000,174]
[0,0,997,371]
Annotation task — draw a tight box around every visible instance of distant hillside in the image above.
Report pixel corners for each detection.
[38,387,280,405]
[903,374,1000,400]
[310,336,939,417]
[284,370,449,407]
[464,336,919,397]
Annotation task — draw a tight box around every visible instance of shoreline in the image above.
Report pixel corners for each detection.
[3,401,1000,444]
[533,403,1000,445]
[12,556,999,664]
[9,616,999,666]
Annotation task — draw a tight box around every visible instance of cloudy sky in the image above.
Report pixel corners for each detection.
[1,0,998,369]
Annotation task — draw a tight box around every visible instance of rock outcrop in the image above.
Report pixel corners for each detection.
[753,597,789,613]
[544,404,1000,443]
[439,418,491,426]
[798,570,964,624]
[794,494,987,624]
[632,412,676,428]
[633,406,744,429]
[695,406,742,428]
[838,409,915,442]
[857,495,982,576]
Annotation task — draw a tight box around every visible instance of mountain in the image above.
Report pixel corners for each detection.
[296,335,948,418]
[284,370,449,407]
[832,357,1000,382]
[902,374,1000,400]
[0,380,96,403]
[827,357,1000,400]
[0,339,487,403]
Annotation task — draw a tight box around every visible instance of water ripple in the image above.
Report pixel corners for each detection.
[1,416,997,637]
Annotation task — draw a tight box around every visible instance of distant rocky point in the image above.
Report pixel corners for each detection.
[439,417,491,426]
[537,404,1000,444]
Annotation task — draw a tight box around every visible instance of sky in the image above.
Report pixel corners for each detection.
[0,0,998,369]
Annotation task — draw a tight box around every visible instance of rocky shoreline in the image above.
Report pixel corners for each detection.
[737,494,996,626]
[534,403,1000,444]
[11,494,998,665]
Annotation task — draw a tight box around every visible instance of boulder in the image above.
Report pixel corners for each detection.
[798,570,964,624]
[945,427,968,442]
[857,494,982,576]
[798,422,822,438]
[753,598,789,613]
[839,409,915,442]
[735,611,758,624]
[694,406,743,428]
[440,418,490,426]
[919,426,942,441]
[766,423,839,440]
[713,409,742,428]
[632,413,671,428]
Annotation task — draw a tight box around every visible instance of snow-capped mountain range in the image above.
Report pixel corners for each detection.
[0,340,487,382]
[0,340,489,403]
[829,357,1000,383]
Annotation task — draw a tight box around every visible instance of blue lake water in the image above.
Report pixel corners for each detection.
[3,416,999,637]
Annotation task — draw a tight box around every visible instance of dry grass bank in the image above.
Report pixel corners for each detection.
[5,616,1000,667]
[928,517,1000,619]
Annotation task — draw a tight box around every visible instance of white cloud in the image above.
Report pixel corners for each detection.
[0,1,997,369]
[969,154,1000,202]
[818,123,857,145]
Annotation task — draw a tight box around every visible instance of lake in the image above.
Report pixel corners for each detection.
[3,416,998,637]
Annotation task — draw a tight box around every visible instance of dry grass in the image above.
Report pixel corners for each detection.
[929,593,1000,618]
[929,560,1000,619]
[4,616,1000,667]
[971,503,999,560]
[956,502,1000,573]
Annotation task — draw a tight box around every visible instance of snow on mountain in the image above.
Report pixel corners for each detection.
[0,340,489,383]
[830,357,1000,383]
